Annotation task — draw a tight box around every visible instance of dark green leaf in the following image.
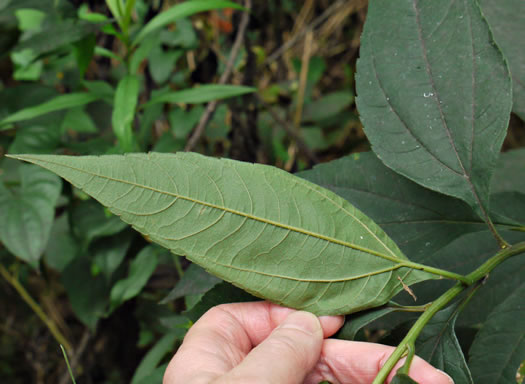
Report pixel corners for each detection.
[61,107,98,134]
[297,152,490,260]
[133,0,244,46]
[337,305,397,340]
[71,199,129,247]
[416,301,474,384]
[469,282,525,384]
[478,0,525,120]
[0,92,101,128]
[73,34,96,78]
[44,214,78,272]
[14,18,103,58]
[491,148,525,195]
[8,152,438,315]
[356,0,512,217]
[302,91,354,123]
[8,124,61,154]
[161,263,221,304]
[110,245,160,311]
[184,281,259,323]
[145,85,256,107]
[92,231,132,281]
[112,75,140,151]
[130,333,177,384]
[0,164,61,267]
[61,254,109,329]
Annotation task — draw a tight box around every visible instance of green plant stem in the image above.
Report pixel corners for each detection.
[403,261,471,284]
[0,264,73,352]
[372,282,465,384]
[372,240,525,383]
[388,302,432,312]
[485,216,510,249]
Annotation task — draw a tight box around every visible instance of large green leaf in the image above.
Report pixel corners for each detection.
[491,148,525,195]
[0,92,101,128]
[0,164,61,267]
[297,152,514,261]
[8,152,438,315]
[469,282,525,384]
[144,85,256,108]
[416,301,474,384]
[132,0,243,46]
[478,0,525,121]
[356,0,512,218]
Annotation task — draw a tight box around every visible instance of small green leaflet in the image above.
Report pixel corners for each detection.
[8,152,438,315]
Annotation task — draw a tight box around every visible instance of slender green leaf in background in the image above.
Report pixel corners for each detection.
[356,0,512,218]
[112,74,139,151]
[8,152,439,315]
[469,282,525,384]
[161,263,221,304]
[133,0,244,46]
[416,301,474,384]
[130,333,178,384]
[0,164,61,267]
[145,85,256,108]
[0,92,101,128]
[110,245,160,311]
[478,0,525,121]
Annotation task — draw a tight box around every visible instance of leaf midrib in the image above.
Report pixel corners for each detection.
[15,155,407,265]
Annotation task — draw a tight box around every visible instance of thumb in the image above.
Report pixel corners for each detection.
[216,311,323,384]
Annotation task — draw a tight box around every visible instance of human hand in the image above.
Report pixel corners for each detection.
[163,301,454,384]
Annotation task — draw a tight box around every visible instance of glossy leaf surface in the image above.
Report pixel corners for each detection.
[9,152,437,315]
[416,301,474,384]
[479,0,525,120]
[356,0,512,217]
[469,282,525,384]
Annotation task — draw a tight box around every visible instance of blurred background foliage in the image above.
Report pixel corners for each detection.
[0,1,523,383]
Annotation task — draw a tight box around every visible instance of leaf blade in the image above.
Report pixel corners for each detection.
[8,152,438,315]
[0,92,101,128]
[356,0,512,217]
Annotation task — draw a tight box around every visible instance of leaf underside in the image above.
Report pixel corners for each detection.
[356,0,512,218]
[8,152,437,315]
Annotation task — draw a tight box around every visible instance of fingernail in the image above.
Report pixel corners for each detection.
[437,369,455,384]
[280,311,321,336]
